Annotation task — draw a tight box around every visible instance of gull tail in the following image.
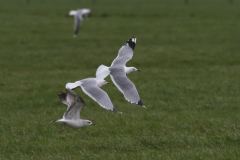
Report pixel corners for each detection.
[66,81,82,90]
[96,64,110,80]
[52,119,66,123]
[51,119,62,123]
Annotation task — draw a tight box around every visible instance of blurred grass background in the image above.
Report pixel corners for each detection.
[1,0,240,159]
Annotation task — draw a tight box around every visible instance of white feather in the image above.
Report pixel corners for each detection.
[66,81,82,89]
[96,64,110,80]
[69,10,77,16]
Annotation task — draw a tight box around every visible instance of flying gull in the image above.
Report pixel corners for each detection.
[65,68,120,113]
[96,37,145,107]
[69,9,91,37]
[52,89,95,133]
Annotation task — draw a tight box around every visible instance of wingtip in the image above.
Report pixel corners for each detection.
[115,110,122,114]
[78,94,86,104]
[126,37,136,51]
[58,91,67,102]
[131,37,137,43]
[126,99,146,108]
[138,100,145,108]
[113,107,120,113]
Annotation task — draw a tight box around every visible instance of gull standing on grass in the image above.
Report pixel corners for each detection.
[69,9,91,37]
[96,37,145,107]
[52,89,95,133]
[65,69,120,113]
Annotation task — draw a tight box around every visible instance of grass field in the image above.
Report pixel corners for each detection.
[1,0,240,159]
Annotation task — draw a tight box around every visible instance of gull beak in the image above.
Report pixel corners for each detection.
[92,123,96,125]
[137,69,141,72]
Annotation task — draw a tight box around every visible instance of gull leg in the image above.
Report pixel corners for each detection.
[58,124,65,133]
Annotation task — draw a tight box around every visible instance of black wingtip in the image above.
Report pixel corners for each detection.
[113,107,118,112]
[58,91,67,102]
[78,95,86,105]
[126,37,136,51]
[138,100,145,107]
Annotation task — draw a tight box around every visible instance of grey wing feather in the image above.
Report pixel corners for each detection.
[111,37,136,66]
[58,91,70,107]
[73,12,83,35]
[58,89,77,109]
[110,68,145,107]
[60,89,85,120]
[80,79,118,112]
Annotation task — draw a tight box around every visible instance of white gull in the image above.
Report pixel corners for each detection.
[53,89,95,133]
[96,37,145,107]
[65,68,120,113]
[69,9,91,37]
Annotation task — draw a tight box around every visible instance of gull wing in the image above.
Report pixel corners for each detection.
[73,11,83,36]
[69,10,77,16]
[81,9,91,15]
[80,78,119,112]
[109,67,145,107]
[59,89,85,120]
[111,37,136,67]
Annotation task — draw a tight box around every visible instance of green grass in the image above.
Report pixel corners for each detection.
[1,0,240,159]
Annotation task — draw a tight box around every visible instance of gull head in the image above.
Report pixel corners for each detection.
[84,120,95,126]
[96,79,109,87]
[125,67,141,74]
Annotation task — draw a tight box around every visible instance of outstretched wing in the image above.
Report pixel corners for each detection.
[58,89,77,110]
[109,67,145,107]
[69,10,77,16]
[80,79,119,112]
[111,37,136,67]
[59,89,85,120]
[73,11,83,36]
[81,9,91,15]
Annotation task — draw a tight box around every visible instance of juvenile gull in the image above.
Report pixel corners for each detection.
[69,9,91,37]
[97,37,145,107]
[53,89,95,133]
[65,69,120,113]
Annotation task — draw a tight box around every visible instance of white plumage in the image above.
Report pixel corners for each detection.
[65,68,120,112]
[96,37,145,107]
[69,9,91,37]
